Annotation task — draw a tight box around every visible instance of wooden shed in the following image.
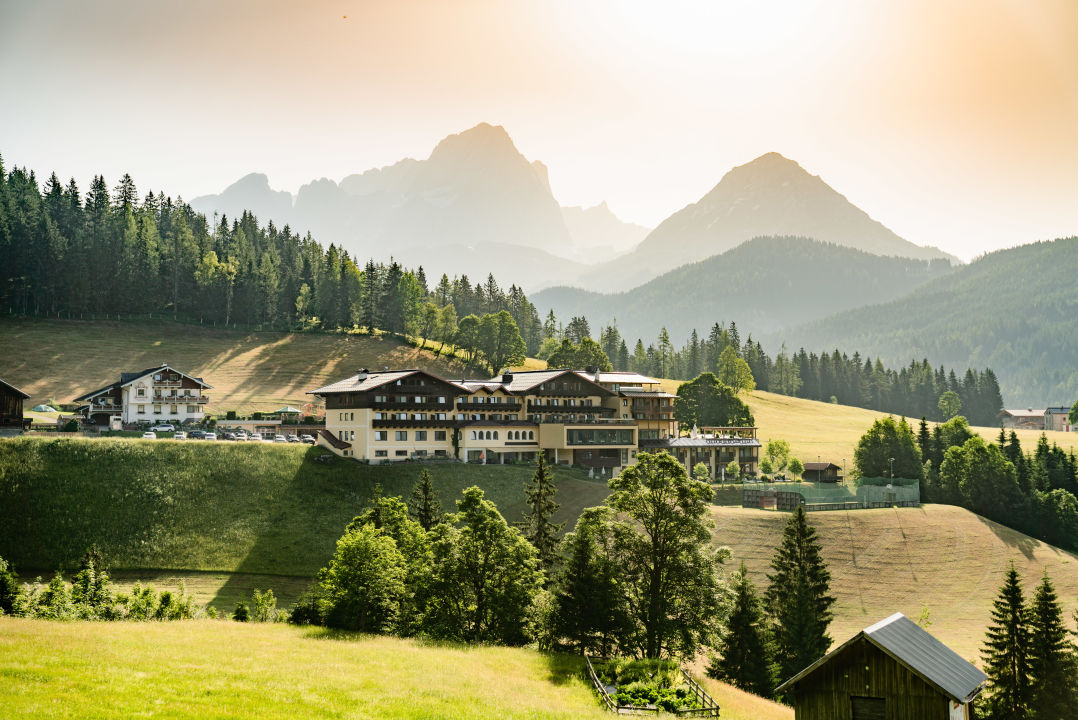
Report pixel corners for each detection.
[802,461,843,483]
[0,377,30,429]
[777,613,986,720]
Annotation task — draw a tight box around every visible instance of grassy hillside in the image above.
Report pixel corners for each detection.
[0,438,609,608]
[776,236,1078,405]
[0,316,472,415]
[0,619,791,720]
[713,503,1078,660]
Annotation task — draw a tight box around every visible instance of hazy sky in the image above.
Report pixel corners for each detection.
[2,0,1076,260]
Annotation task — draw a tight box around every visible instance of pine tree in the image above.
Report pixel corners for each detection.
[523,453,562,571]
[408,469,444,531]
[708,562,779,698]
[1028,572,1077,719]
[982,563,1031,720]
[765,506,835,682]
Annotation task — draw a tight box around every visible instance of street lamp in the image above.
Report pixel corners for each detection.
[889,457,895,479]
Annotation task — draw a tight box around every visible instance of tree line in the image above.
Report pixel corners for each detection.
[854,414,1078,554]
[552,316,1004,425]
[0,160,546,362]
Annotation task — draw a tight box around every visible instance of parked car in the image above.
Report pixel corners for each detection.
[150,423,175,432]
[141,431,156,439]
[286,435,300,443]
[232,432,247,441]
[219,432,235,441]
[273,434,287,443]
[299,434,315,444]
[248,433,262,442]
[203,432,217,441]
[173,431,187,440]
[188,430,205,440]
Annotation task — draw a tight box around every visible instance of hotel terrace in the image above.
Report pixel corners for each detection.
[309,367,760,477]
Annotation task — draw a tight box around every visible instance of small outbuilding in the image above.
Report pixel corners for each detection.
[777,612,986,720]
[802,461,843,483]
[0,377,30,429]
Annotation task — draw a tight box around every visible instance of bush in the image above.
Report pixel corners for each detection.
[288,584,325,626]
[62,419,79,432]
[232,601,250,622]
[251,588,279,622]
[225,410,237,420]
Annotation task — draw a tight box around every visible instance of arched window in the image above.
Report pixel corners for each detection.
[485,431,491,440]
[493,431,499,440]
[528,431,534,440]
[470,431,477,440]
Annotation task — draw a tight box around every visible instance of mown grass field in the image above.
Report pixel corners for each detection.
[0,619,791,720]
[0,316,474,416]
[713,503,1078,661]
[0,437,609,610]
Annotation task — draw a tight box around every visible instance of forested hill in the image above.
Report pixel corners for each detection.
[777,237,1078,405]
[532,236,955,344]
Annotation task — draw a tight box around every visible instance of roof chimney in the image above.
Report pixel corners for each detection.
[502,372,513,383]
[356,368,368,380]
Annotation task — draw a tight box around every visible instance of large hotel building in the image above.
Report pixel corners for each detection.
[310,367,759,478]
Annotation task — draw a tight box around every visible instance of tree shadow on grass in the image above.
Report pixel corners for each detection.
[974,513,1040,560]
[544,651,589,687]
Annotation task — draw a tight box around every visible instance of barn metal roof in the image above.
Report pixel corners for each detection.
[777,613,986,703]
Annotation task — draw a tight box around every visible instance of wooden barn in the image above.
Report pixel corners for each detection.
[0,377,30,429]
[777,613,986,720]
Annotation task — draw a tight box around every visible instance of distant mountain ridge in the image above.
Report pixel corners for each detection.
[533,236,955,345]
[191,123,647,290]
[775,236,1078,406]
[585,152,958,291]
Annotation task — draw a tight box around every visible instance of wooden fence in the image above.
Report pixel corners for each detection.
[583,655,720,717]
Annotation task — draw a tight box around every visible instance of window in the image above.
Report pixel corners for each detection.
[375,395,387,403]
[492,431,499,440]
[137,405,145,414]
[414,431,427,441]
[375,431,387,441]
[413,413,428,421]
[395,450,408,457]
[395,431,407,441]
[414,396,423,403]
[622,399,628,406]
[437,396,446,404]
[435,413,447,420]
[154,405,162,414]
[414,450,427,457]
[398,395,408,403]
[434,450,447,457]
[170,405,178,415]
[136,388,146,397]
[375,450,387,458]
[471,431,477,440]
[187,405,198,413]
[374,412,385,420]
[528,431,534,440]
[350,412,355,421]
[434,430,446,441]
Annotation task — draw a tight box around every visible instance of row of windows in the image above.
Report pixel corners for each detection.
[137,405,200,414]
[373,449,449,458]
[135,387,200,398]
[532,398,594,407]
[468,430,535,441]
[373,394,449,404]
[373,430,447,442]
[338,412,355,421]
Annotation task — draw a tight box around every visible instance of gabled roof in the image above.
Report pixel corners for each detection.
[74,381,121,402]
[1000,408,1046,418]
[1045,406,1071,414]
[308,369,466,395]
[119,365,212,389]
[777,613,986,703]
[618,388,677,399]
[491,369,615,396]
[0,378,30,399]
[803,462,841,471]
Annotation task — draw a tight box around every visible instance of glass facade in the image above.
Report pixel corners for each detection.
[566,428,634,446]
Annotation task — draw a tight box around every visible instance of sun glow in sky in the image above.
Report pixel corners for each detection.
[2,0,1076,259]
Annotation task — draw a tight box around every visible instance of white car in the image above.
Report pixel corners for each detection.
[173,431,186,440]
[150,423,175,432]
[299,434,315,444]
[141,431,156,439]
[233,432,248,441]
[203,432,217,441]
[249,433,262,442]
[273,434,287,443]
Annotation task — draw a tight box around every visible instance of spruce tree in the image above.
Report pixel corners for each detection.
[523,453,562,571]
[708,562,779,698]
[765,506,835,682]
[408,469,444,531]
[982,563,1031,720]
[1028,572,1077,719]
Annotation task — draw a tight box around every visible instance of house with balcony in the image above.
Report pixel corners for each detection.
[0,377,30,431]
[74,364,212,426]
[640,425,761,480]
